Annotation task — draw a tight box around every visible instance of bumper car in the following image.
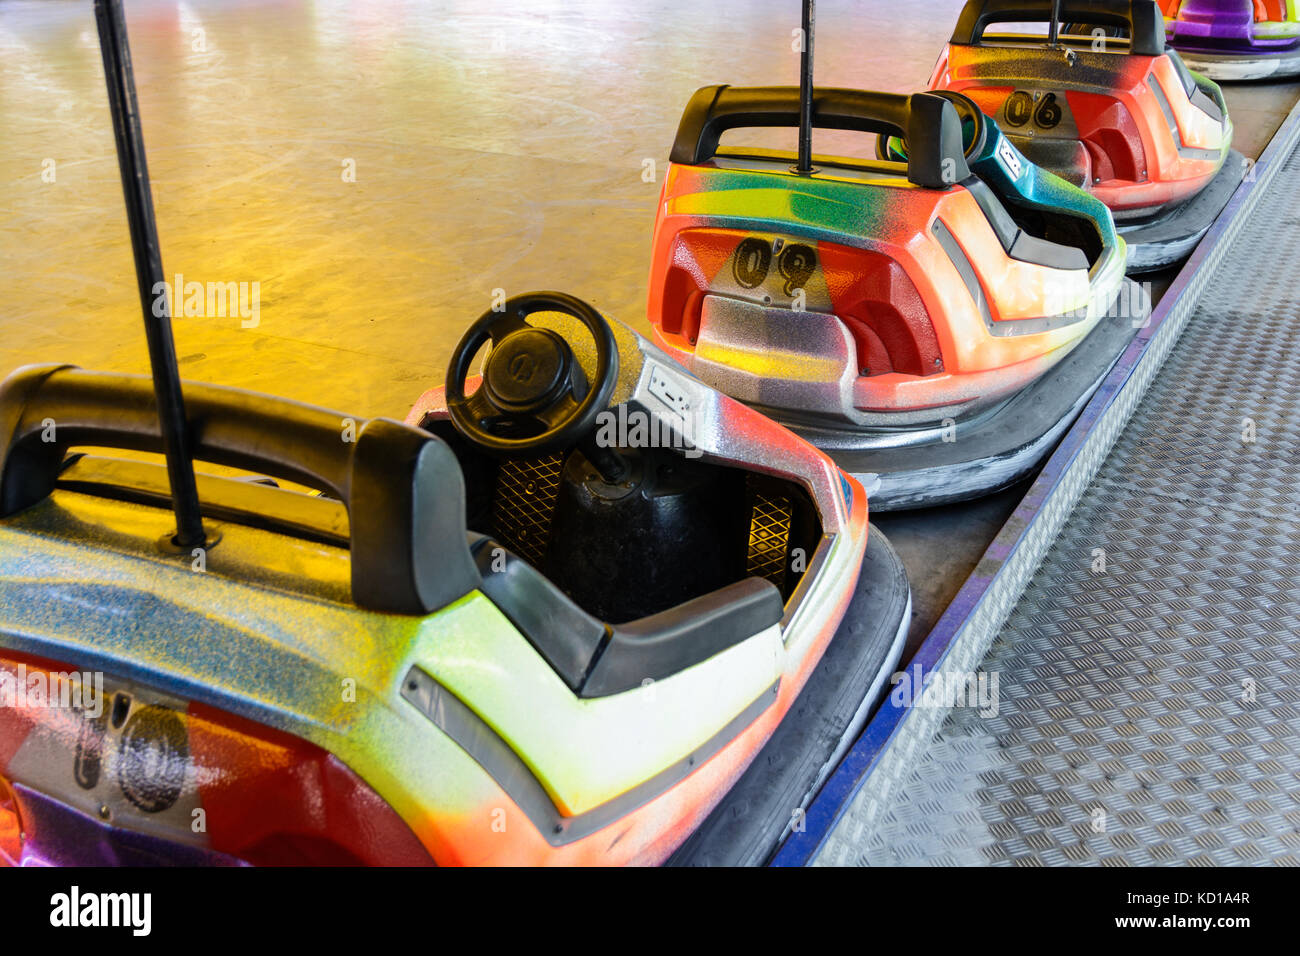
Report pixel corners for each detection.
[0,1,911,868]
[926,0,1244,272]
[646,85,1144,510]
[1161,0,1300,79]
[0,299,909,867]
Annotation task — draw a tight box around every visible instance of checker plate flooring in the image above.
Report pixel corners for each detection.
[818,144,1300,867]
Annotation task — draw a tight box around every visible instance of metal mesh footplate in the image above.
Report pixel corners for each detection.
[747,490,792,585]
[819,138,1300,866]
[492,454,563,566]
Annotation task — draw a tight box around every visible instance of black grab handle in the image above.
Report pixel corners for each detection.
[951,0,1165,55]
[0,365,480,615]
[670,85,970,189]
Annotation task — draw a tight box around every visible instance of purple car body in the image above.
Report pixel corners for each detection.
[1162,0,1300,78]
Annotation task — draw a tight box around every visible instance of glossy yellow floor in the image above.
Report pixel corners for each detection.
[0,0,926,418]
[1,0,1295,426]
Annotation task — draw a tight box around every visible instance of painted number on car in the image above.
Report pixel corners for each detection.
[732,237,772,288]
[731,237,818,298]
[70,698,189,814]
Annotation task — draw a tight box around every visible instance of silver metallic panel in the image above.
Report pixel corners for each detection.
[690,296,859,424]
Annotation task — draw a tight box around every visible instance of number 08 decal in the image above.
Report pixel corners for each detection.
[732,237,818,295]
[732,237,772,288]
[116,705,189,814]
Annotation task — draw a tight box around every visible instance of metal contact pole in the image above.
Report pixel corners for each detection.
[93,0,206,547]
[796,0,815,173]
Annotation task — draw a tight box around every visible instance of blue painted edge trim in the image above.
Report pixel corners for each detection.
[772,100,1300,868]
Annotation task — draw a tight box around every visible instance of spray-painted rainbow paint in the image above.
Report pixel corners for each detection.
[0,326,874,866]
[929,1,1234,218]
[647,86,1127,432]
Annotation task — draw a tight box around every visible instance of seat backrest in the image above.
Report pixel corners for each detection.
[0,365,480,615]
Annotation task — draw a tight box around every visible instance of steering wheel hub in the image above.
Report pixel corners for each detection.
[444,291,619,457]
[484,328,570,412]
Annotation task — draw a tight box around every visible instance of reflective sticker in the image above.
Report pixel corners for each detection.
[648,364,692,421]
[997,137,1024,179]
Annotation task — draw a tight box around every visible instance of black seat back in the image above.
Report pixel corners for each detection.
[0,365,480,615]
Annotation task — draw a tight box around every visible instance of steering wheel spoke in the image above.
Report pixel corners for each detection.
[486,312,530,345]
[530,392,583,433]
[460,388,498,427]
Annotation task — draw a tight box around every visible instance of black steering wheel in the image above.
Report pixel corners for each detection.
[445,291,619,457]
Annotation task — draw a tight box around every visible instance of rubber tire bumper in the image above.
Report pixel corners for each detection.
[668,525,911,867]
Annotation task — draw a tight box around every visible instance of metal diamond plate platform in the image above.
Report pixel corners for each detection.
[746,489,793,585]
[815,140,1300,867]
[493,454,564,566]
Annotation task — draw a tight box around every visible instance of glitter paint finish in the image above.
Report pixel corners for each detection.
[931,37,1233,215]
[646,142,1125,429]
[1,325,871,865]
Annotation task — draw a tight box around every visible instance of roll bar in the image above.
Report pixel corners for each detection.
[0,365,480,615]
[950,0,1165,55]
[669,85,970,189]
[94,0,206,547]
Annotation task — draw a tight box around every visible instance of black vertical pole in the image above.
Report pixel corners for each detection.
[93,0,206,548]
[1048,0,1061,46]
[796,0,815,174]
